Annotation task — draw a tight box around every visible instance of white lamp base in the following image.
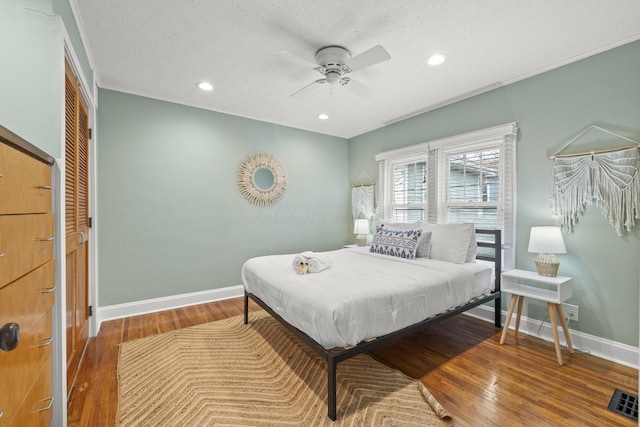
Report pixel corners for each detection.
[356,235,366,246]
[534,253,560,277]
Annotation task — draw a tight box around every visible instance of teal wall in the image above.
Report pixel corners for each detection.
[0,0,91,156]
[0,0,62,156]
[349,40,640,346]
[97,89,349,305]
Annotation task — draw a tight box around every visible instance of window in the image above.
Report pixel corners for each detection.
[391,160,427,222]
[376,123,517,268]
[445,146,500,229]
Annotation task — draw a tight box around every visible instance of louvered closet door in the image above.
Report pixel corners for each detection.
[64,59,90,395]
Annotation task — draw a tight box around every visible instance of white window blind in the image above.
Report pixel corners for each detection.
[444,146,501,228]
[376,123,517,269]
[391,160,427,222]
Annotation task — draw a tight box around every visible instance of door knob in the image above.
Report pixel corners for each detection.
[0,323,20,352]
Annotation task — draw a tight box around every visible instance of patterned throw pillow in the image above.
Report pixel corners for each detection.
[369,225,422,259]
[377,221,431,258]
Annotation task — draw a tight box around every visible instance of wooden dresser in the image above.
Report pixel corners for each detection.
[0,126,55,427]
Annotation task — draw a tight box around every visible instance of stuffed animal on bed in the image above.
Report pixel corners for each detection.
[296,262,309,275]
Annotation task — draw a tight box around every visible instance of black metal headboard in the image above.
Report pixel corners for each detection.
[475,229,502,292]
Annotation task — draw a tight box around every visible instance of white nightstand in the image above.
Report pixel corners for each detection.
[499,269,574,365]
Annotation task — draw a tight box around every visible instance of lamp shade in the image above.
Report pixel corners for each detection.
[353,219,370,235]
[528,226,566,254]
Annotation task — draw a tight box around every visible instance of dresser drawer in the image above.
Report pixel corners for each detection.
[0,213,54,289]
[4,352,53,427]
[0,260,55,335]
[0,143,52,215]
[0,308,52,427]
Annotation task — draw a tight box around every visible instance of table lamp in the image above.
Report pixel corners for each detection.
[528,226,566,277]
[354,219,370,246]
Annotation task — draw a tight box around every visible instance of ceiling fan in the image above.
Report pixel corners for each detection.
[277,45,391,97]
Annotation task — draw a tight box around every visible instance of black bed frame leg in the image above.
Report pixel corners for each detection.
[494,296,502,328]
[243,292,249,325]
[327,355,337,421]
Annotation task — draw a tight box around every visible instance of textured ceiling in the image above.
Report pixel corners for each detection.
[74,0,640,139]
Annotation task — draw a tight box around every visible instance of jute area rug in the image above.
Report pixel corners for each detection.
[117,311,452,426]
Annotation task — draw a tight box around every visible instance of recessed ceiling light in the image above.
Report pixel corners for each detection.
[427,54,446,66]
[318,113,329,120]
[197,81,214,91]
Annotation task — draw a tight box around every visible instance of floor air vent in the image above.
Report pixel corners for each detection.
[608,389,638,421]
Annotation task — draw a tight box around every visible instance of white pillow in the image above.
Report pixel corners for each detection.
[377,221,430,258]
[422,223,476,264]
[466,228,477,263]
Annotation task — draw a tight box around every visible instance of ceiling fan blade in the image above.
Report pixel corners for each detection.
[276,51,319,69]
[291,79,325,97]
[341,78,373,98]
[344,45,391,72]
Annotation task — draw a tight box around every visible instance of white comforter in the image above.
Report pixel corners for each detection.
[241,247,492,349]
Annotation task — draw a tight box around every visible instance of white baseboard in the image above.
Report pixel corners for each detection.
[95,285,245,332]
[464,305,639,370]
[97,286,638,370]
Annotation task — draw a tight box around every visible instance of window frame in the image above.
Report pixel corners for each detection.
[376,123,517,269]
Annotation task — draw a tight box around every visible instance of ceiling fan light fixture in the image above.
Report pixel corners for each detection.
[325,70,343,85]
[280,44,390,98]
[318,113,329,120]
[427,54,446,66]
[197,81,214,91]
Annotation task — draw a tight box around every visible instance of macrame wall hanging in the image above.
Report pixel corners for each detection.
[549,125,640,236]
[351,168,375,221]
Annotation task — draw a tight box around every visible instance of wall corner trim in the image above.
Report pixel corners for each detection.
[464,305,639,370]
[96,286,638,370]
[96,285,245,332]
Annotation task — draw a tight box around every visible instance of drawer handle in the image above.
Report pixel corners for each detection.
[0,323,20,352]
[31,397,54,413]
[0,253,4,259]
[36,236,55,241]
[39,285,56,294]
[31,336,53,348]
[37,185,53,190]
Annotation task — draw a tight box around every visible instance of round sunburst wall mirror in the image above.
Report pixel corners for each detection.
[237,152,287,206]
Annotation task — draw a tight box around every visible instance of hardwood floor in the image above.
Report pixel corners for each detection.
[67,298,638,426]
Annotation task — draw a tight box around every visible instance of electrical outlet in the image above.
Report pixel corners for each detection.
[562,303,579,321]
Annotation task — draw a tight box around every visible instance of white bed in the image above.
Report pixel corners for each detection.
[242,246,493,348]
[241,226,502,421]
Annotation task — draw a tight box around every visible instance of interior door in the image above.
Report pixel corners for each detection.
[64,59,90,395]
